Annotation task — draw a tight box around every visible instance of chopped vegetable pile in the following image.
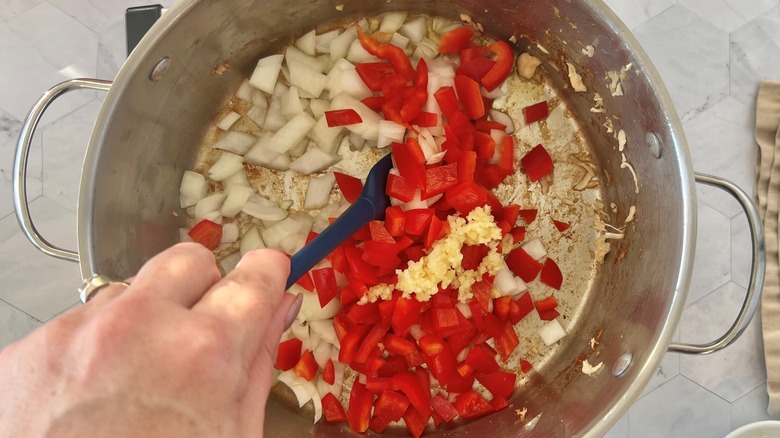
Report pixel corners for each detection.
[178,11,602,438]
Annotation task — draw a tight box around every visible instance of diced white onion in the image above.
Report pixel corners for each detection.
[242,203,289,221]
[221,184,254,218]
[329,27,357,61]
[456,346,470,363]
[179,171,207,207]
[240,225,265,255]
[456,302,472,319]
[426,150,446,165]
[539,319,567,346]
[252,90,268,108]
[208,152,244,181]
[202,211,223,224]
[377,120,406,148]
[244,135,281,167]
[286,46,328,73]
[295,29,317,56]
[414,38,439,60]
[330,93,382,141]
[400,16,427,45]
[316,28,342,54]
[216,111,241,131]
[264,98,287,132]
[249,54,284,94]
[224,169,250,189]
[308,116,344,153]
[288,60,328,98]
[221,223,239,243]
[269,153,291,171]
[495,264,526,296]
[309,99,330,119]
[301,379,323,423]
[424,193,443,207]
[403,189,427,210]
[235,80,254,102]
[325,58,352,96]
[522,238,547,260]
[349,132,365,151]
[279,233,305,255]
[305,172,336,210]
[247,105,268,128]
[316,377,332,399]
[409,324,424,341]
[262,213,314,248]
[313,342,333,368]
[290,318,310,340]
[338,69,373,100]
[179,228,193,243]
[194,193,227,222]
[268,112,317,154]
[346,39,379,64]
[379,12,408,32]
[309,320,340,347]
[288,138,310,158]
[300,290,341,321]
[281,86,306,119]
[490,109,515,133]
[212,131,257,155]
[290,148,341,175]
[277,370,312,407]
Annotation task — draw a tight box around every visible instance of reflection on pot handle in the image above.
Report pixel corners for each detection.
[12,78,112,263]
[667,173,766,355]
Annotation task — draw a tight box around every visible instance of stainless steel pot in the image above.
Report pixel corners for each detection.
[12,0,766,436]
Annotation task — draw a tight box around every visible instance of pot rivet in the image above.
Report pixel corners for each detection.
[612,353,633,377]
[646,132,662,159]
[150,57,171,82]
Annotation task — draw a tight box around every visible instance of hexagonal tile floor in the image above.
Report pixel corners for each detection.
[0,1,775,436]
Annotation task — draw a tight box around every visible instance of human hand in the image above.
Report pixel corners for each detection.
[0,243,301,438]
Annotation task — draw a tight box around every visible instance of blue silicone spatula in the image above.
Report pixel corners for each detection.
[286,153,394,289]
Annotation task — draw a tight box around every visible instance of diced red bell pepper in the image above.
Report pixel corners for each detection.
[510,226,527,243]
[461,244,490,270]
[448,110,476,141]
[365,376,395,393]
[521,144,554,182]
[362,242,400,269]
[493,296,512,321]
[553,219,570,232]
[334,172,363,203]
[362,95,385,111]
[311,267,338,308]
[328,245,348,273]
[457,150,477,183]
[505,246,544,282]
[418,334,445,356]
[378,297,397,323]
[345,246,379,285]
[404,346,426,368]
[369,415,391,434]
[293,349,318,381]
[384,206,406,236]
[470,276,493,313]
[325,109,363,127]
[466,345,500,373]
[454,74,486,120]
[295,271,315,292]
[540,258,563,290]
[474,131,496,160]
[446,181,488,214]
[520,359,533,373]
[347,301,381,325]
[423,216,444,249]
[429,346,459,385]
[338,331,362,364]
[430,393,459,422]
[489,395,509,411]
[496,135,515,175]
[405,208,435,235]
[322,359,335,385]
[275,338,302,371]
[322,392,348,423]
[404,244,425,262]
[411,111,438,127]
[368,220,395,243]
[523,100,549,125]
[392,139,427,189]
[434,86,460,118]
[534,295,558,311]
[384,333,416,356]
[356,26,414,81]
[399,59,429,123]
[378,355,408,378]
[306,230,319,244]
[393,372,432,417]
[374,390,409,421]
[392,297,422,335]
[500,204,521,226]
[480,40,514,92]
[438,25,474,53]
[403,405,429,438]
[354,322,390,364]
[453,390,494,420]
[476,370,516,399]
[474,117,506,133]
[460,45,491,64]
[414,367,431,401]
[188,219,222,250]
[432,307,460,332]
[386,173,417,203]
[510,292,535,324]
[538,308,560,321]
[347,382,373,433]
[355,61,397,91]
[495,321,519,362]
[447,326,476,356]
[422,163,458,199]
[457,56,497,82]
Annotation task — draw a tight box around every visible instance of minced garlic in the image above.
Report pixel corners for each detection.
[395,206,504,302]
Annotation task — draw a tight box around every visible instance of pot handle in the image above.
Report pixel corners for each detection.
[667,173,766,355]
[12,78,112,263]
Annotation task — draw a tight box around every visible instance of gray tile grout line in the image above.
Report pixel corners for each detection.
[0,297,43,324]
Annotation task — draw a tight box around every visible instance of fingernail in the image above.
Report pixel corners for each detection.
[284,293,304,330]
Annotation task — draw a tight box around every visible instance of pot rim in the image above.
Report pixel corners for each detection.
[78,0,696,435]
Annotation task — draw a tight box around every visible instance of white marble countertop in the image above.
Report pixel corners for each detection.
[0,1,778,436]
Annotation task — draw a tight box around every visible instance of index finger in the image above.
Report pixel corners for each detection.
[193,249,291,361]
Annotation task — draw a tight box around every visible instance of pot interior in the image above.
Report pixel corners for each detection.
[79,0,695,436]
